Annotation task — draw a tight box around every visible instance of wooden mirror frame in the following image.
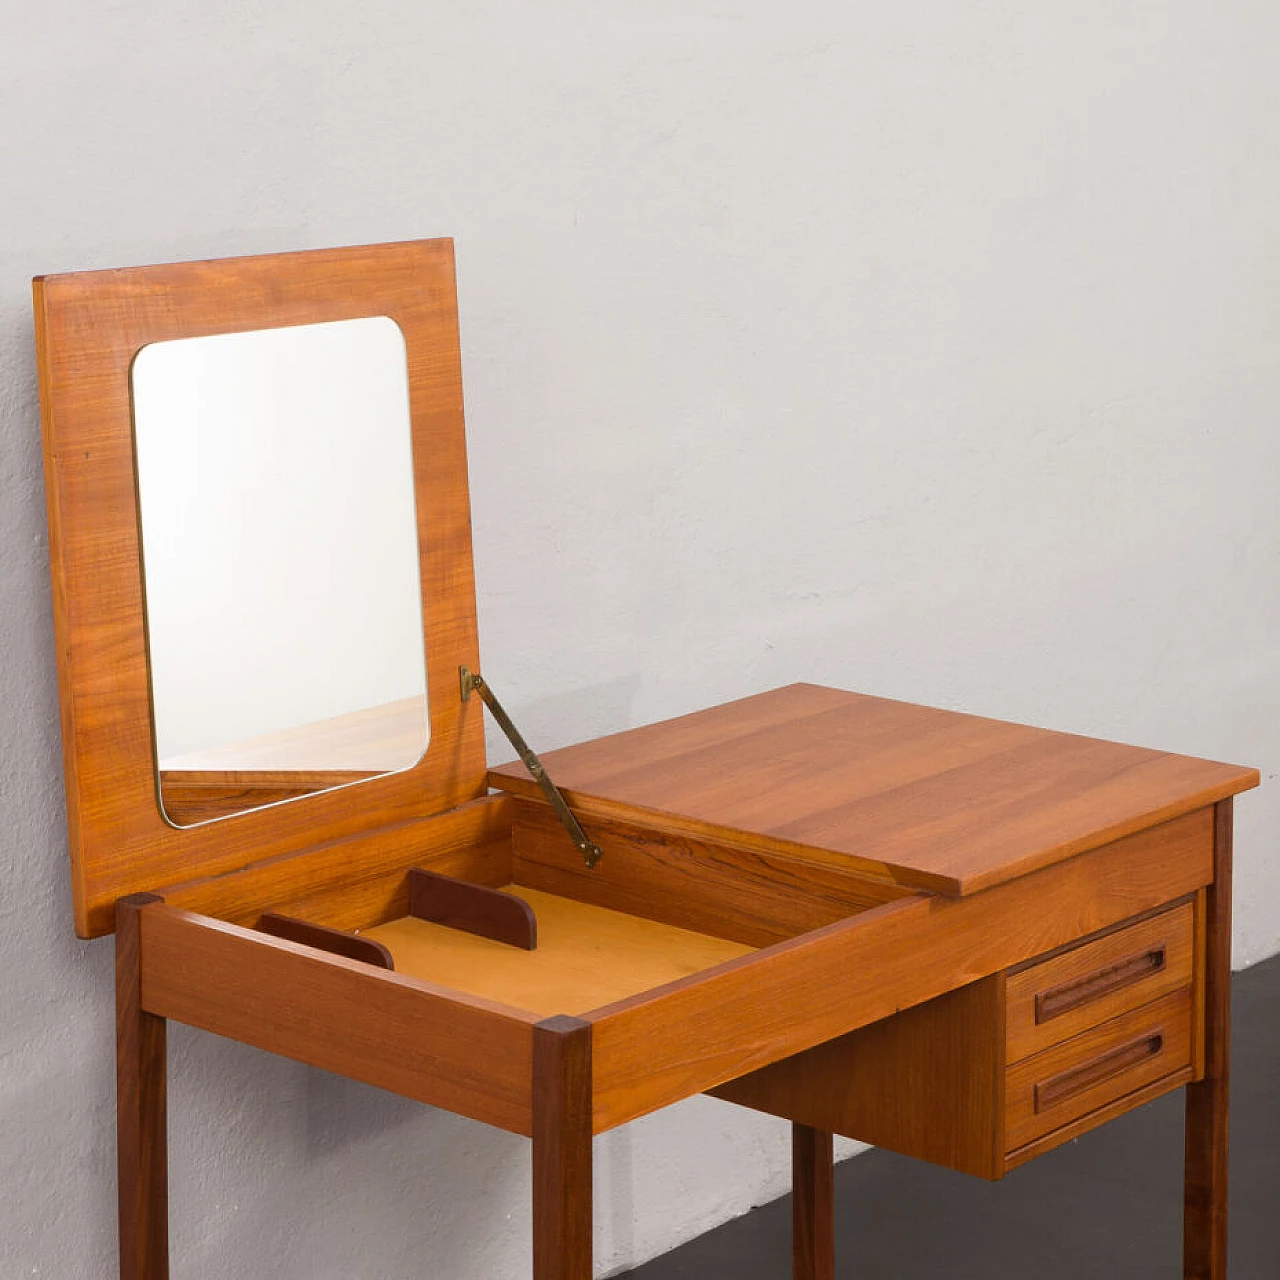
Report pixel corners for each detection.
[35,239,487,937]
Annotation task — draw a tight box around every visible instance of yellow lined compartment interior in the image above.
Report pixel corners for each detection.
[363,886,754,1018]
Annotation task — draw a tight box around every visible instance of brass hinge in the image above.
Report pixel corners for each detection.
[461,666,603,870]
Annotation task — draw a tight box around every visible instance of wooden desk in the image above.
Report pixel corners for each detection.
[135,683,1253,1280]
[34,240,1258,1280]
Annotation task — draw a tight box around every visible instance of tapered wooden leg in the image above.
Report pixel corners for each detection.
[116,893,169,1280]
[792,1123,834,1280]
[532,1015,592,1280]
[1184,799,1232,1279]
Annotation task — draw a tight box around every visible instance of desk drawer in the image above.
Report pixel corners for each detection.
[1005,901,1194,1063]
[1004,987,1193,1152]
[712,894,1204,1181]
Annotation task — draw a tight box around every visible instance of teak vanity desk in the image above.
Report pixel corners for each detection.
[34,239,1258,1279]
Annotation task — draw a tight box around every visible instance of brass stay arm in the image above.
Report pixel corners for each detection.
[460,666,603,870]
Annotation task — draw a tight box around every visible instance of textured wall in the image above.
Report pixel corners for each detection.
[3,3,1278,1277]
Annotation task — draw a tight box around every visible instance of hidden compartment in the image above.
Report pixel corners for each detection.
[156,792,913,1023]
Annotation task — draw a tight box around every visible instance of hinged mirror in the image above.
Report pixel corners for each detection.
[130,315,429,825]
[35,239,487,936]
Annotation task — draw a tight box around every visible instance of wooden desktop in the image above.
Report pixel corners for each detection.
[34,239,1258,1280]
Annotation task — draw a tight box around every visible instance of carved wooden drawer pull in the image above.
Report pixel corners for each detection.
[1033,1030,1165,1113]
[1034,945,1167,1024]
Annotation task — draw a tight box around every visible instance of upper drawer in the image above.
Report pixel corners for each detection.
[1005,900,1195,1063]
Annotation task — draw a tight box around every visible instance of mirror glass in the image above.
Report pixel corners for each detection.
[130,316,429,826]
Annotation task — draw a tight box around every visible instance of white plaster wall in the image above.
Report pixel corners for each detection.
[2,3,1277,1278]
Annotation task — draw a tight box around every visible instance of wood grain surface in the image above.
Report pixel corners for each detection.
[718,973,1006,1180]
[1003,1064,1195,1172]
[116,894,169,1280]
[719,906,1204,1181]
[1004,987,1192,1150]
[1004,899,1194,1063]
[257,912,396,969]
[490,684,1257,897]
[588,808,1212,1131]
[35,240,487,937]
[157,794,513,932]
[364,887,753,1018]
[409,867,538,950]
[1184,798,1233,1279]
[511,799,909,949]
[791,1124,834,1280]
[532,1017,593,1280]
[139,902,538,1135]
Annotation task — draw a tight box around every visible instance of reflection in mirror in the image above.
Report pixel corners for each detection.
[131,316,428,826]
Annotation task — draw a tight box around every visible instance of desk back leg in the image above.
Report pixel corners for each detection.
[1184,798,1232,1279]
[116,893,169,1280]
[533,1016,593,1280]
[793,1123,835,1280]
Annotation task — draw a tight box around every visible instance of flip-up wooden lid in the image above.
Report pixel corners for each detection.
[489,683,1258,896]
[35,240,487,937]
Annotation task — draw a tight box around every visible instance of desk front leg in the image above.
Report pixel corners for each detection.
[792,1123,835,1280]
[116,894,169,1280]
[1185,799,1232,1279]
[533,1016,593,1280]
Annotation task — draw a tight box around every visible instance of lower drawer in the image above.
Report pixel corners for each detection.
[1005,987,1193,1152]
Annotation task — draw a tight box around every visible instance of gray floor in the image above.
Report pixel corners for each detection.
[621,953,1280,1279]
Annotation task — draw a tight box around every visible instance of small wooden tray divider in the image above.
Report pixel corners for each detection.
[256,867,539,968]
[409,868,538,950]
[258,913,396,969]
